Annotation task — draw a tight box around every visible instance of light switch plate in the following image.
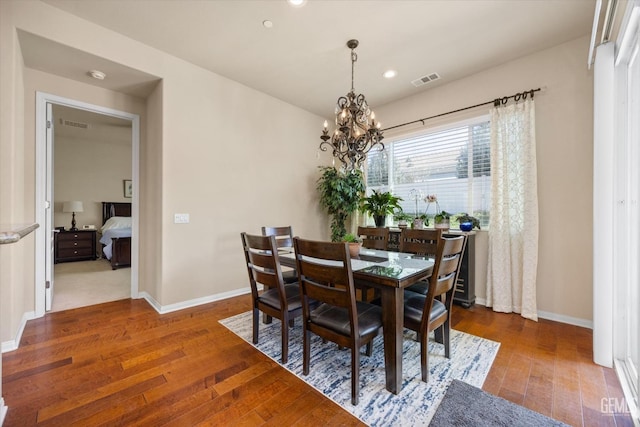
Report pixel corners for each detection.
[174,213,189,224]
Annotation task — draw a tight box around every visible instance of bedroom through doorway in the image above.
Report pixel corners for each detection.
[50,104,133,312]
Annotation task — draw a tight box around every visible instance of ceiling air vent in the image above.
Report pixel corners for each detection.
[59,118,89,129]
[411,72,441,87]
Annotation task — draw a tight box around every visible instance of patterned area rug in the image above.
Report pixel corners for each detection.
[219,311,500,426]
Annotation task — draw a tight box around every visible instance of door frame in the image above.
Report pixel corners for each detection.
[34,92,140,316]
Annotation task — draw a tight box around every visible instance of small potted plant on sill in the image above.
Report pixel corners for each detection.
[342,233,363,258]
[413,214,430,229]
[424,194,450,229]
[359,190,403,227]
[455,213,481,231]
[434,211,452,230]
[393,211,413,229]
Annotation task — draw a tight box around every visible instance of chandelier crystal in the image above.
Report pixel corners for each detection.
[320,39,384,171]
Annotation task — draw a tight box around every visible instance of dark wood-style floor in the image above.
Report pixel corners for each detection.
[1,296,634,426]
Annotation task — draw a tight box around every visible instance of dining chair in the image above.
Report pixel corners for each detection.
[356,226,390,301]
[398,228,443,295]
[403,234,467,382]
[262,226,297,284]
[357,226,390,250]
[241,232,304,364]
[293,237,383,405]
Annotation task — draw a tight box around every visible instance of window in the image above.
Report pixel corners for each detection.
[366,116,491,228]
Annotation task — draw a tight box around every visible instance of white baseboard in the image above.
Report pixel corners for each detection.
[473,298,592,329]
[537,309,593,329]
[1,310,37,354]
[1,397,7,426]
[139,286,252,315]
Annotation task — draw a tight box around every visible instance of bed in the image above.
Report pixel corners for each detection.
[100,202,132,270]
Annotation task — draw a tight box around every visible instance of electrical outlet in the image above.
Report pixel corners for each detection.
[174,213,189,224]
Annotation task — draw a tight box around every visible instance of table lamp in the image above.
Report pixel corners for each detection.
[63,201,84,231]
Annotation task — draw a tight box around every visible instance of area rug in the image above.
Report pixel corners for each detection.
[430,379,569,426]
[219,311,500,426]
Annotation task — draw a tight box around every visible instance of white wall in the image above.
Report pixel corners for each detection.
[376,36,594,325]
[53,116,132,230]
[0,0,332,347]
[0,2,595,360]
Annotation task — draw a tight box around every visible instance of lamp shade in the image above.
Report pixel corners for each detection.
[63,201,84,213]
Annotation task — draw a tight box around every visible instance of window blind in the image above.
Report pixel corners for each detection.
[366,117,491,227]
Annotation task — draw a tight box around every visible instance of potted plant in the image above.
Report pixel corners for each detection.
[423,194,450,229]
[393,211,413,229]
[413,214,430,229]
[359,190,403,227]
[455,213,481,231]
[342,233,363,258]
[434,211,452,229]
[317,166,365,242]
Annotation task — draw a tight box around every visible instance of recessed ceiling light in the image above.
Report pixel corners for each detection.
[88,70,106,80]
[288,0,306,7]
[262,20,273,28]
[383,70,397,79]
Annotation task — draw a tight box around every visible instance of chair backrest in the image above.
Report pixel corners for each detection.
[241,232,287,304]
[293,237,358,331]
[357,226,390,250]
[262,226,294,251]
[398,228,443,256]
[421,235,467,326]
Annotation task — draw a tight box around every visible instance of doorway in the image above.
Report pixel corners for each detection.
[35,93,140,316]
[51,104,133,311]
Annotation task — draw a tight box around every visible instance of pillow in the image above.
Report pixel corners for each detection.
[102,216,132,232]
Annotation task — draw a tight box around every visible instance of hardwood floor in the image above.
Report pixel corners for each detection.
[1,296,634,426]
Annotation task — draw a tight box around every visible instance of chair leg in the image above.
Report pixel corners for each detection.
[303,328,310,376]
[434,325,444,344]
[262,313,273,324]
[365,340,373,357]
[351,345,360,405]
[253,308,259,344]
[281,316,289,364]
[289,318,295,327]
[420,331,429,383]
[443,321,451,359]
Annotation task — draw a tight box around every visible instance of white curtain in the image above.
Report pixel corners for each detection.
[486,99,539,321]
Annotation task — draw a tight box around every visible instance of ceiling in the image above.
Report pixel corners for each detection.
[29,0,597,119]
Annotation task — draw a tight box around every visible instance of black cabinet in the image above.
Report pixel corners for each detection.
[449,232,475,308]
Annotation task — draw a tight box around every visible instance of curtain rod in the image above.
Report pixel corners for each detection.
[381,87,542,132]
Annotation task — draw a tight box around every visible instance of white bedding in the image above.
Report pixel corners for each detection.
[100,227,131,260]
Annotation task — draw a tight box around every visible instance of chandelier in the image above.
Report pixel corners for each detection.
[320,39,384,171]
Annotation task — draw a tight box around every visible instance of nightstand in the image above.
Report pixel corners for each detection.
[54,230,97,263]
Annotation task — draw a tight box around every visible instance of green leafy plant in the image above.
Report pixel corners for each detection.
[359,190,403,226]
[434,210,452,223]
[317,166,365,242]
[393,211,413,222]
[341,233,363,243]
[455,213,481,230]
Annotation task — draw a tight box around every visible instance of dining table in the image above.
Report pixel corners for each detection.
[279,246,434,395]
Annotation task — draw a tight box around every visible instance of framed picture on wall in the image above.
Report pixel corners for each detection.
[123,180,133,198]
